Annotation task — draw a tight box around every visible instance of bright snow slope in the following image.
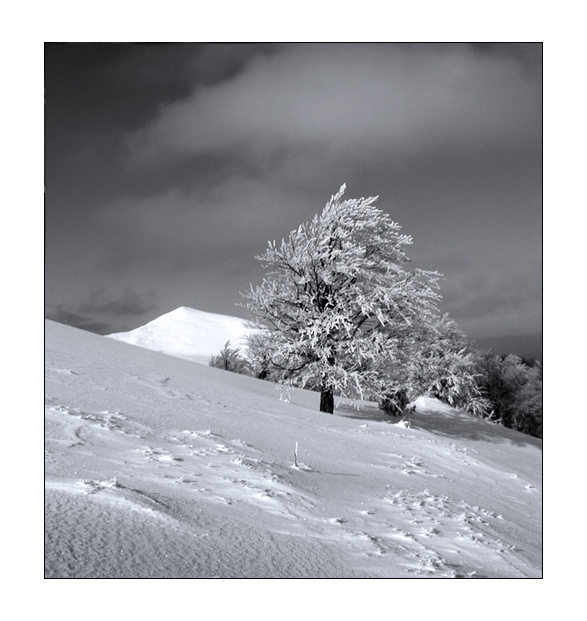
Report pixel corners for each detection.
[45,319,542,578]
[107,306,255,364]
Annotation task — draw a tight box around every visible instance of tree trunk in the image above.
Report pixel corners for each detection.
[320,386,334,414]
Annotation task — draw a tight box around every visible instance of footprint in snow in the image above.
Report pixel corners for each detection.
[400,456,435,476]
[139,447,182,463]
[173,474,202,485]
[326,517,348,525]
[77,478,118,494]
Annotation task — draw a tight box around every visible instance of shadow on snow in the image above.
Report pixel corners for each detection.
[409,405,542,449]
[333,400,541,449]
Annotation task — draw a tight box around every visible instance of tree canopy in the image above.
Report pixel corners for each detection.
[243,185,443,413]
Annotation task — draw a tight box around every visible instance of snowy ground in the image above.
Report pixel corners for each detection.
[45,319,542,579]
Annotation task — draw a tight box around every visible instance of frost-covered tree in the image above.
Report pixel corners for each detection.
[209,341,251,375]
[242,185,442,413]
[246,332,281,381]
[378,315,490,417]
[474,350,542,438]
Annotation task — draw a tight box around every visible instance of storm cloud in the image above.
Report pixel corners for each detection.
[45,43,542,356]
[46,288,157,334]
[127,44,540,164]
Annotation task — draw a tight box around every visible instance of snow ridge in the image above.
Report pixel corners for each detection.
[106,306,257,364]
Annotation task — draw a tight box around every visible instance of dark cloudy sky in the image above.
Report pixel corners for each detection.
[45,43,542,357]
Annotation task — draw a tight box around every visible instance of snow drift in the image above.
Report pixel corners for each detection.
[45,319,542,578]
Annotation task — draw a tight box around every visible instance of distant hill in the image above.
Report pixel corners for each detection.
[107,308,542,366]
[106,306,257,364]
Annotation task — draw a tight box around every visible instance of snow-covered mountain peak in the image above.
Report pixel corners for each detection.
[106,306,256,364]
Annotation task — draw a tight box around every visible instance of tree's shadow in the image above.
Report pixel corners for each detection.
[334,402,390,423]
[409,403,542,449]
[334,398,542,449]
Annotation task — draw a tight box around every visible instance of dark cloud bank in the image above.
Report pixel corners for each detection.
[45,43,542,359]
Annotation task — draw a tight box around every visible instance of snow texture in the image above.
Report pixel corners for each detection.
[45,317,542,578]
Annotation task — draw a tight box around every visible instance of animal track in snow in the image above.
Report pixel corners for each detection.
[379,488,505,556]
[49,405,151,438]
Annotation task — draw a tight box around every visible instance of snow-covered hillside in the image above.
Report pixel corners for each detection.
[107,306,256,364]
[45,319,542,578]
